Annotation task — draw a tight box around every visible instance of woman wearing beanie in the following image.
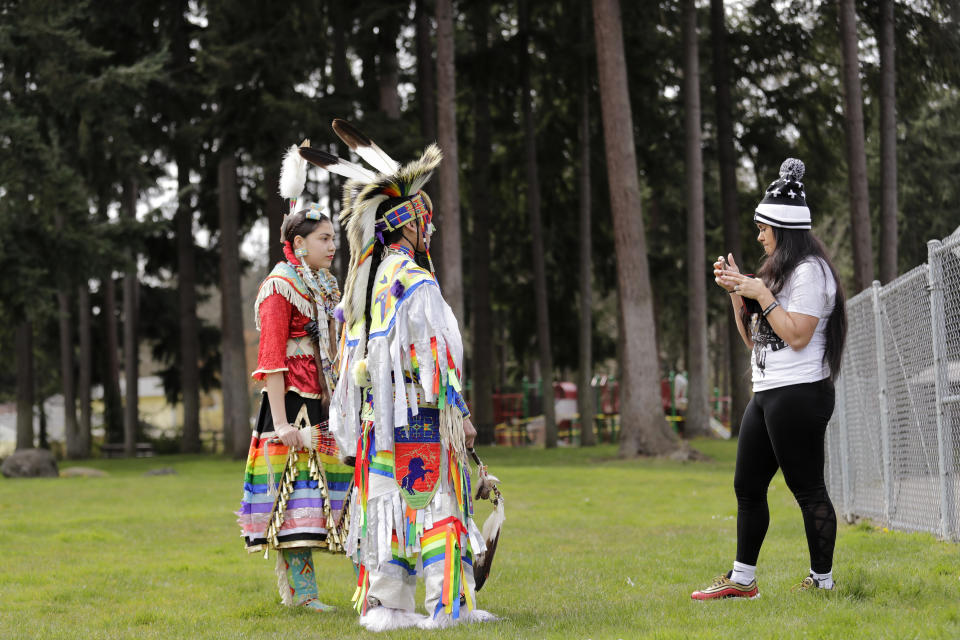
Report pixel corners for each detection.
[691,158,847,600]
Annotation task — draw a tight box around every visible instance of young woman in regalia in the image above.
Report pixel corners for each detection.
[298,120,497,631]
[236,145,352,612]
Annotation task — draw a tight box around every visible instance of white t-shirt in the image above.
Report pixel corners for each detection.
[751,257,837,392]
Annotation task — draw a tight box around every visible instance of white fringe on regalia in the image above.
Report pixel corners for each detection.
[299,120,496,631]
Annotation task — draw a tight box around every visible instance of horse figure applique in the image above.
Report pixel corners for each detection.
[400,457,434,495]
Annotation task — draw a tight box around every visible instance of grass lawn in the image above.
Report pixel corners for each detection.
[1,439,957,639]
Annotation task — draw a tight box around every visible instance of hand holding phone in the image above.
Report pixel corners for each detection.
[715,254,742,293]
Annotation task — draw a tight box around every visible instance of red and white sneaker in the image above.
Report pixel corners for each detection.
[691,571,759,600]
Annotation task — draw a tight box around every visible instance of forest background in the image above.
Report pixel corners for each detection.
[1,0,959,461]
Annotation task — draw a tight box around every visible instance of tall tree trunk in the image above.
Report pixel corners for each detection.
[330,156,348,280]
[53,208,79,456]
[219,154,252,459]
[331,8,351,280]
[519,0,557,448]
[219,162,234,457]
[682,0,710,438]
[58,289,80,457]
[103,275,123,444]
[168,0,201,453]
[122,178,139,457]
[177,155,202,453]
[469,3,495,446]
[878,0,898,284]
[53,206,80,458]
[360,27,379,111]
[710,0,750,436]
[499,314,508,390]
[266,164,284,268]
[377,14,401,120]
[593,0,680,457]
[37,393,48,449]
[15,320,34,450]
[416,0,437,142]
[838,0,874,292]
[331,0,351,96]
[77,283,92,457]
[434,0,464,324]
[578,3,597,447]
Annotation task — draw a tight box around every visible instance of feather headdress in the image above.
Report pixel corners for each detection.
[298,119,442,327]
[278,139,331,242]
[280,139,309,211]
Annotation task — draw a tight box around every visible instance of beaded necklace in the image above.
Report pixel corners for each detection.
[386,242,416,260]
[284,242,341,391]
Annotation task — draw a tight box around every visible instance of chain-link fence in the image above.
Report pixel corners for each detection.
[825,230,960,540]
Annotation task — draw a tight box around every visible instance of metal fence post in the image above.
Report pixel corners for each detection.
[837,371,853,522]
[927,239,957,540]
[871,281,892,526]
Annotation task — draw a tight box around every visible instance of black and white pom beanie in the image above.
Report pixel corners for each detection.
[754,158,811,229]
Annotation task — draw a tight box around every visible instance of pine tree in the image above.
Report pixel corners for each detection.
[593,0,682,457]
[682,0,710,438]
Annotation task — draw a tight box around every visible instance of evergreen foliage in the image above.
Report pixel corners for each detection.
[1,0,958,450]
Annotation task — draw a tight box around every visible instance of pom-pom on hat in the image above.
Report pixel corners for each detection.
[754,158,811,229]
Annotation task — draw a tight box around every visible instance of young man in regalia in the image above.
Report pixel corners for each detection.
[299,120,497,631]
[236,145,352,612]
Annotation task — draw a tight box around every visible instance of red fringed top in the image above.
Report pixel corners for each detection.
[252,245,324,400]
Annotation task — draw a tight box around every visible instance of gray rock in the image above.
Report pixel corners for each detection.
[1,449,59,478]
[143,467,176,476]
[60,466,108,478]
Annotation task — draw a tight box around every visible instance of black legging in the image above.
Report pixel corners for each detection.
[734,379,837,574]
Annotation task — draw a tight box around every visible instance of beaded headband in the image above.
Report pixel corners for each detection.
[376,193,430,233]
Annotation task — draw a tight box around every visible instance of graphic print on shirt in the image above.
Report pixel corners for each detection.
[750,312,787,375]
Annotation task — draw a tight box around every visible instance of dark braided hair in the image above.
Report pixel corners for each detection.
[740,227,847,378]
[362,197,414,336]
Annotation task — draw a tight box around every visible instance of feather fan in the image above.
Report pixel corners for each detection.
[468,447,504,592]
[473,498,504,591]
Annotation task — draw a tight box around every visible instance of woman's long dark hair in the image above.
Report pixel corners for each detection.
[742,227,847,378]
[282,209,330,244]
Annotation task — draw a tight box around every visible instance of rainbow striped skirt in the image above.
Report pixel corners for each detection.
[237,392,353,552]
